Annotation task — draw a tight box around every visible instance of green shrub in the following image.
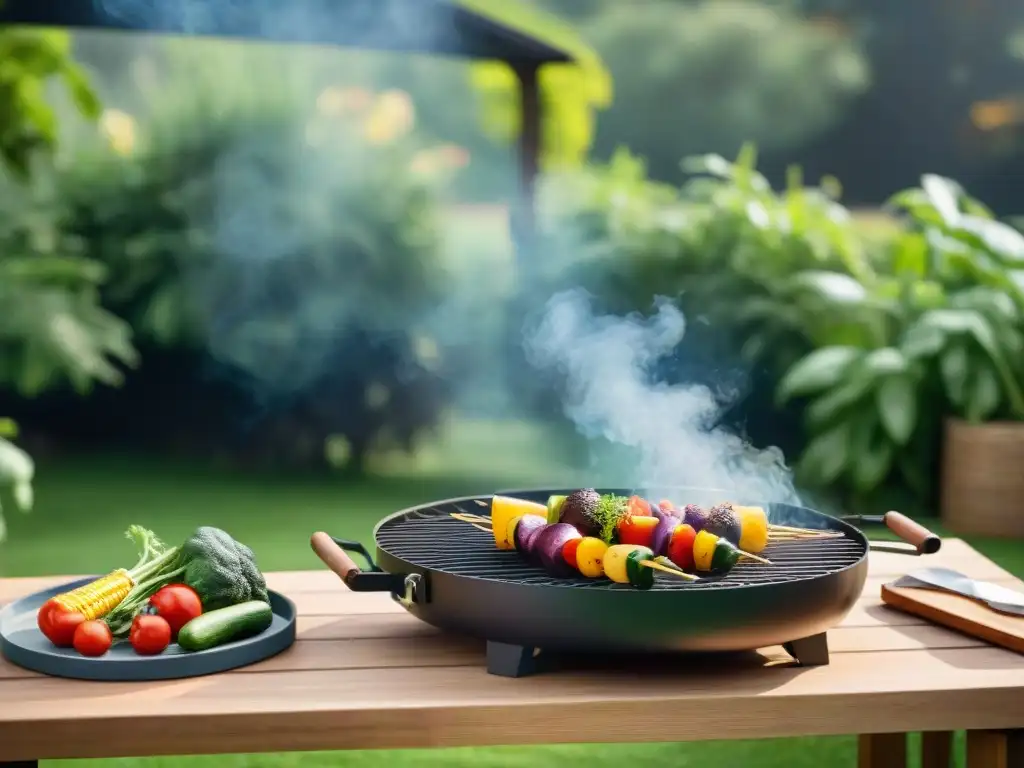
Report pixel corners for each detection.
[517,147,1023,510]
[776,175,1024,503]
[0,28,134,541]
[40,80,457,470]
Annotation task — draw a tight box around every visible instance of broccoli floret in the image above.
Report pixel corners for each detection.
[182,526,266,610]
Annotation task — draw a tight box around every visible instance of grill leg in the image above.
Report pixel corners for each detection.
[783,632,830,666]
[486,641,540,677]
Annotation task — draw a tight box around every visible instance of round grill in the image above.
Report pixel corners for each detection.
[375,494,868,591]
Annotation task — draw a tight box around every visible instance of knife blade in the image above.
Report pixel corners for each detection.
[891,567,1024,616]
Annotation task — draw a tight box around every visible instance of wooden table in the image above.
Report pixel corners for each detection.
[1,538,1022,767]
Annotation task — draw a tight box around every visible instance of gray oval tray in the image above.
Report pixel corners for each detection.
[0,576,296,681]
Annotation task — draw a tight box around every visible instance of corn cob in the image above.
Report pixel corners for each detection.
[49,569,135,620]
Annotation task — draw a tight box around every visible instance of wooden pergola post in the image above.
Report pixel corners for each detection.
[511,61,542,275]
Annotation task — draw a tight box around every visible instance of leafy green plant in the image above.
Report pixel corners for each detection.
[45,76,455,471]
[0,28,100,178]
[776,174,1024,500]
[0,28,132,541]
[0,418,32,542]
[518,145,1024,508]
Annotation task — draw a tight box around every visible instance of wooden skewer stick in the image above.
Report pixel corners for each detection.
[469,523,491,534]
[639,560,699,580]
[768,531,844,540]
[739,550,772,565]
[450,512,490,525]
[453,511,489,521]
[768,524,823,535]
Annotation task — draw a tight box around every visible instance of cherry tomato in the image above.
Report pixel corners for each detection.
[130,614,171,656]
[667,524,697,571]
[73,620,113,657]
[562,538,582,570]
[617,515,659,547]
[148,584,203,637]
[626,495,652,517]
[37,600,86,647]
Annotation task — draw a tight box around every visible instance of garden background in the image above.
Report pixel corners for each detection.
[2,0,1024,766]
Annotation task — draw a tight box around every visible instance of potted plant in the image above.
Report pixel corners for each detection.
[776,175,1024,536]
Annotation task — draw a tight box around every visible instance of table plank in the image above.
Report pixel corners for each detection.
[0,647,1022,760]
[0,619,1000,682]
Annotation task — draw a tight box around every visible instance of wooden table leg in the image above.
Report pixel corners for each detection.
[966,730,1024,768]
[859,733,908,768]
[922,731,954,768]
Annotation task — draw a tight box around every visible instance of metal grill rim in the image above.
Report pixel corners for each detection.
[374,498,868,592]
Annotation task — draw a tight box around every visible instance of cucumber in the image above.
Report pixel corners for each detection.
[177,600,273,652]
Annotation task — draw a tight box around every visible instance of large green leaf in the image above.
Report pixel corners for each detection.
[913,308,1024,416]
[890,232,928,278]
[784,270,869,305]
[900,317,946,359]
[964,366,1002,423]
[939,342,970,406]
[805,374,875,431]
[876,374,917,446]
[887,188,943,226]
[862,347,910,377]
[956,215,1024,265]
[844,414,892,492]
[797,421,852,487]
[854,444,894,492]
[0,435,35,543]
[776,345,864,404]
[949,286,1018,322]
[921,174,962,226]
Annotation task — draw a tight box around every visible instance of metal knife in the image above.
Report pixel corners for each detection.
[891,567,1024,617]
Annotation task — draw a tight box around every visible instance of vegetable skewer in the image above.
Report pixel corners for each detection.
[456,496,777,568]
[476,494,826,537]
[454,494,772,585]
[453,509,698,588]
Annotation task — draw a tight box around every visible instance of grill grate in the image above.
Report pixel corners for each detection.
[376,499,867,591]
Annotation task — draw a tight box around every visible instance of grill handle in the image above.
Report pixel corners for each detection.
[844,512,942,555]
[311,532,363,588]
[310,532,414,599]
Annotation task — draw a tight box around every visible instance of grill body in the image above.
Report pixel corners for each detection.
[371,488,869,656]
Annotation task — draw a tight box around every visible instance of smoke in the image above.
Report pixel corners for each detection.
[524,288,800,503]
[94,0,457,53]
[89,0,466,401]
[84,0,799,497]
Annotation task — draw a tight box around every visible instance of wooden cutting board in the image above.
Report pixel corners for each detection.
[881,581,1024,655]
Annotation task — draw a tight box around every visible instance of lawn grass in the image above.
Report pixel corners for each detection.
[0,416,1019,768]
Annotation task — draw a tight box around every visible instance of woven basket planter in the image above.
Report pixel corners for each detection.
[941,418,1024,538]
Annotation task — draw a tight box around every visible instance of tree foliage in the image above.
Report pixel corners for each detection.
[0,28,128,541]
